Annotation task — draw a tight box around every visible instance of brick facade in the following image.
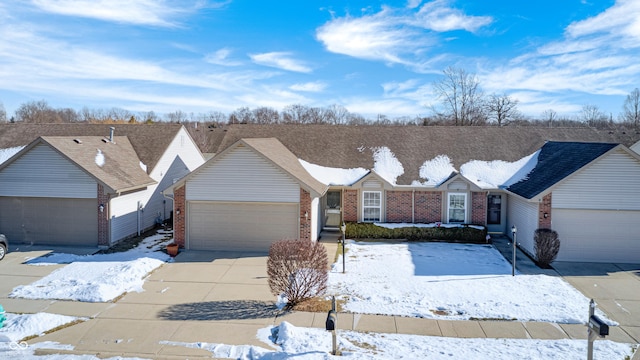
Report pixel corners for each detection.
[299,188,312,241]
[174,185,186,248]
[414,191,442,223]
[471,192,487,225]
[343,189,358,222]
[538,193,552,229]
[386,191,413,222]
[97,184,110,247]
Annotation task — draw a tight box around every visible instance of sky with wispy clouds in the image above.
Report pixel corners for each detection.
[1,0,637,119]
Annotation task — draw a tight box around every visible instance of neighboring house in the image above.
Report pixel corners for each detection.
[506,142,640,263]
[631,140,640,154]
[0,124,204,247]
[168,124,640,263]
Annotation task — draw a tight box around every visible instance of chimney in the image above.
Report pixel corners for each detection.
[109,127,115,143]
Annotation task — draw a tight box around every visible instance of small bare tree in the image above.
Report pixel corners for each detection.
[534,229,560,268]
[267,239,328,307]
[621,88,640,128]
[485,93,519,126]
[432,67,486,126]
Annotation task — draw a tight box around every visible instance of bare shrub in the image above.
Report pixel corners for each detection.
[534,229,560,268]
[267,240,328,306]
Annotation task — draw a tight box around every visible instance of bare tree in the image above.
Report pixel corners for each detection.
[0,102,6,123]
[432,67,486,125]
[165,110,189,123]
[252,107,280,124]
[325,104,349,124]
[282,104,311,124]
[14,100,66,123]
[541,109,557,127]
[580,104,606,126]
[485,93,519,126]
[621,88,640,128]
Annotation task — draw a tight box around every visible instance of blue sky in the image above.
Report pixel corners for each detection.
[1,0,638,120]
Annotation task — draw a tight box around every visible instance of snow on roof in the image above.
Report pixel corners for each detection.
[0,145,25,165]
[372,146,404,185]
[460,150,540,189]
[299,159,368,186]
[94,149,105,167]
[413,155,456,186]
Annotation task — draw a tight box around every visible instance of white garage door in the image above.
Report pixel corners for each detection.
[553,209,640,263]
[188,201,299,252]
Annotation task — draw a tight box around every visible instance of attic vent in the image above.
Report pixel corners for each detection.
[73,139,82,144]
[101,138,109,143]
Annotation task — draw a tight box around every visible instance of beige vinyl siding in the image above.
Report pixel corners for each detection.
[506,195,538,256]
[0,144,96,198]
[362,180,382,188]
[447,180,469,191]
[553,209,640,262]
[552,150,640,210]
[186,147,299,202]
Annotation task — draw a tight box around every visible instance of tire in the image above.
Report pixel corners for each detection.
[0,243,6,261]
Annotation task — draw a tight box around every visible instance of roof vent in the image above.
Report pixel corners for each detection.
[109,127,115,143]
[73,139,82,144]
[101,138,109,143]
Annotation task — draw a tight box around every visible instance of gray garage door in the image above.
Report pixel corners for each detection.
[188,201,299,252]
[0,197,98,246]
[553,209,640,263]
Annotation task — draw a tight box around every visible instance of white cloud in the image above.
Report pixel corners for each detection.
[289,81,327,92]
[480,0,640,114]
[249,52,312,73]
[30,0,197,27]
[205,48,242,66]
[316,1,491,70]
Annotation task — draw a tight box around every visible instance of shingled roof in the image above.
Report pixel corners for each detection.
[0,136,157,193]
[506,141,619,199]
[209,125,640,185]
[0,124,184,172]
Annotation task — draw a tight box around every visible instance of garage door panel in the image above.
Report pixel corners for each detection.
[0,197,98,246]
[188,202,298,252]
[554,209,640,263]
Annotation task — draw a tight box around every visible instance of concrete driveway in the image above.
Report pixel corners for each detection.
[553,262,640,344]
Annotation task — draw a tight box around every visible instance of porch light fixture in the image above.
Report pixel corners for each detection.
[99,204,104,213]
[543,212,549,218]
[304,211,309,220]
[511,225,517,276]
[176,209,180,215]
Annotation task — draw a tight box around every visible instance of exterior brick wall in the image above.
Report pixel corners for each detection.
[414,191,442,223]
[299,188,312,241]
[97,184,110,247]
[386,191,413,222]
[343,190,358,222]
[471,192,487,225]
[538,193,552,229]
[174,185,186,248]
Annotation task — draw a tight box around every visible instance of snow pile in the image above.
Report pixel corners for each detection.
[460,151,540,189]
[299,159,368,186]
[414,155,456,186]
[372,147,404,185]
[139,161,147,172]
[164,321,636,360]
[328,242,610,323]
[0,146,25,165]
[94,149,105,167]
[0,313,80,342]
[10,234,172,302]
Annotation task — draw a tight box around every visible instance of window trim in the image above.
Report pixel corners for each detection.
[447,192,467,223]
[362,191,382,222]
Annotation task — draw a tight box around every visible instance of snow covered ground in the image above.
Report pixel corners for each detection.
[328,242,610,324]
[10,233,172,302]
[164,321,636,360]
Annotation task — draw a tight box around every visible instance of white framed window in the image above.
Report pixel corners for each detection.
[362,191,382,222]
[448,193,467,223]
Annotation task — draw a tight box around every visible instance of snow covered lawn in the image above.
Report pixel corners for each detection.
[0,313,81,343]
[9,233,172,302]
[328,242,607,324]
[164,321,636,360]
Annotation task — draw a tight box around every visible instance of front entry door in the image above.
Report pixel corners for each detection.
[324,191,341,227]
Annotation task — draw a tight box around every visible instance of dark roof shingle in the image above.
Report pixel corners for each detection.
[506,141,618,199]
